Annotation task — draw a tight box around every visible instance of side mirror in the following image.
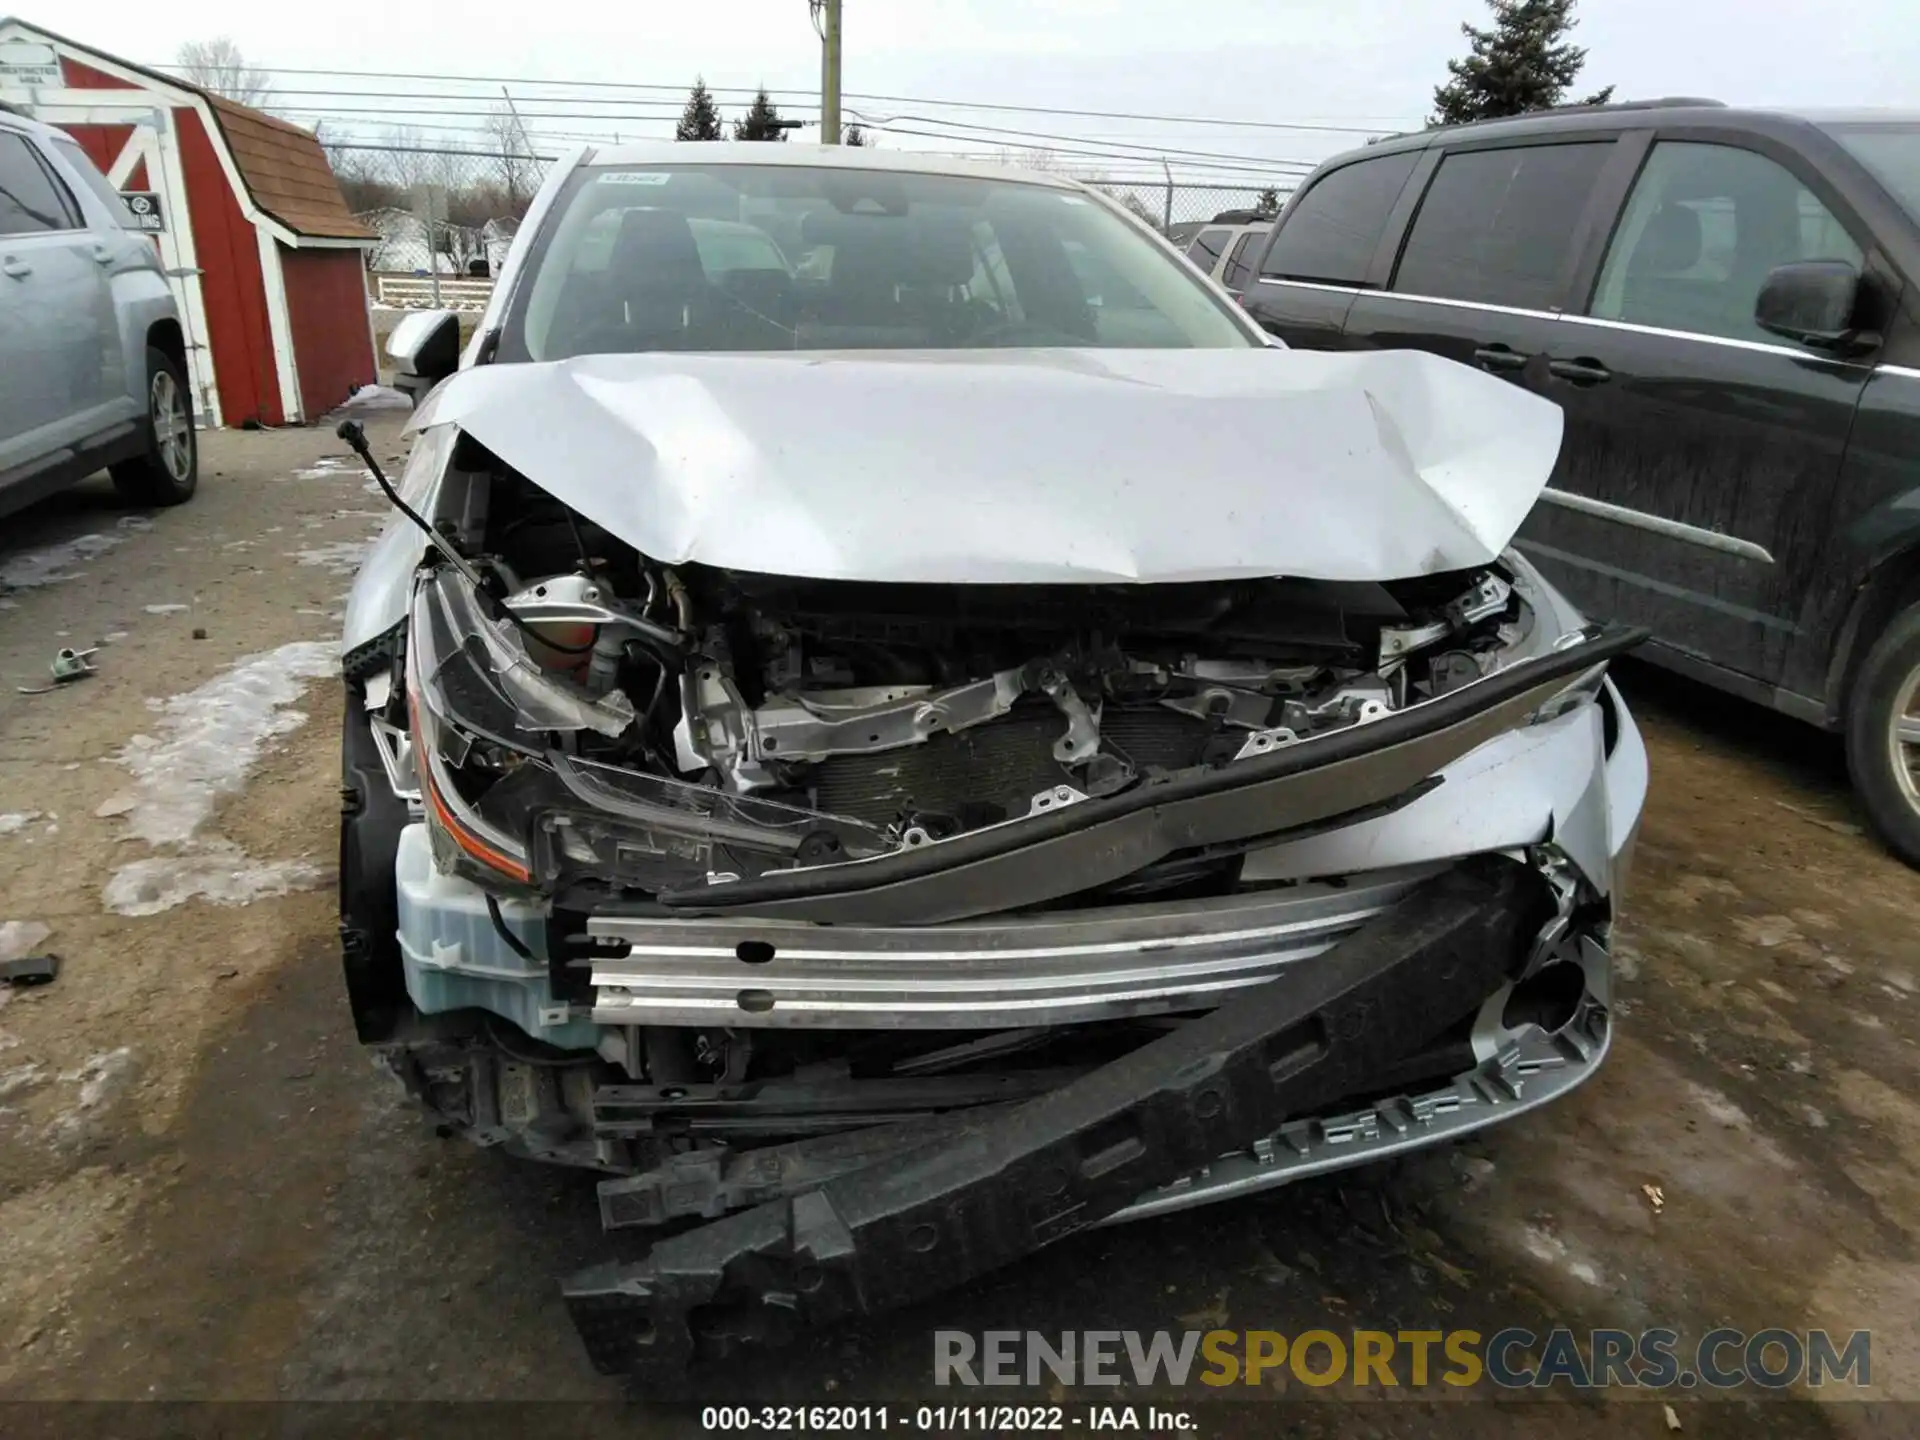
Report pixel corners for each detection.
[1755,261,1874,354]
[386,309,461,408]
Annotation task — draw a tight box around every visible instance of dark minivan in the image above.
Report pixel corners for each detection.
[1241,100,1920,863]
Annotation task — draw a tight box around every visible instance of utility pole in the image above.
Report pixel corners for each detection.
[501,84,535,208]
[819,0,843,143]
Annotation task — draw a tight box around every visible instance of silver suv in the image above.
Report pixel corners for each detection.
[0,106,195,518]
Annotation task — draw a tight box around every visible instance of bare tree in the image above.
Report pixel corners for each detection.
[995,147,1063,173]
[175,38,273,107]
[317,127,404,216]
[1095,186,1161,229]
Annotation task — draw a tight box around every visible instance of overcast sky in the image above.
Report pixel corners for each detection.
[13,0,1919,179]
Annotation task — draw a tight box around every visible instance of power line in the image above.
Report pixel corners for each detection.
[871,127,1307,178]
[298,107,1314,178]
[284,94,1322,172]
[327,141,556,161]
[324,139,1289,193]
[143,59,1394,136]
[844,110,1322,171]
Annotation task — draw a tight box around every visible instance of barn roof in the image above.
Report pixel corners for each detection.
[0,17,374,241]
[203,95,376,241]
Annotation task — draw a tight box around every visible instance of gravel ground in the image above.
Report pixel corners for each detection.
[0,421,1916,1437]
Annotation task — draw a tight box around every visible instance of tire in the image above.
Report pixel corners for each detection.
[339,683,410,1042]
[1845,601,1920,866]
[109,345,197,506]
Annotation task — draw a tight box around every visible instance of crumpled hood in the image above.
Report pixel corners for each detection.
[411,347,1563,584]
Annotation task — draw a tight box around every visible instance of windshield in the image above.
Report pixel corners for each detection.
[505,162,1254,360]
[1825,123,1920,222]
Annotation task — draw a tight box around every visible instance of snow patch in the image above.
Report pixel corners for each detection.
[0,920,51,963]
[0,517,152,590]
[99,643,338,917]
[1611,939,1642,983]
[50,1048,137,1139]
[291,457,355,481]
[288,539,377,576]
[60,1048,134,1110]
[0,532,121,590]
[0,1062,46,1101]
[343,383,413,410]
[1688,1083,1752,1129]
[1519,1225,1603,1288]
[106,641,336,846]
[103,845,327,918]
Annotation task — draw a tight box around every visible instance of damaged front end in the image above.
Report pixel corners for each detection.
[336,350,1647,1386]
[343,473,1643,1386]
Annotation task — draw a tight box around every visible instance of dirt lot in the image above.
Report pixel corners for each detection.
[1,420,1917,1436]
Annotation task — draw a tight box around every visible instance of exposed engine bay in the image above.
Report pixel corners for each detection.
[397,449,1541,909]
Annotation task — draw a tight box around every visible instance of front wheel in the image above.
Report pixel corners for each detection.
[109,346,197,506]
[1845,601,1920,866]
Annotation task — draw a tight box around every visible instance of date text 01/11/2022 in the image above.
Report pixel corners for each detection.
[698,1405,1196,1431]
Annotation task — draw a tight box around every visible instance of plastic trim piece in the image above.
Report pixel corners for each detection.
[562,856,1542,1387]
[649,625,1645,923]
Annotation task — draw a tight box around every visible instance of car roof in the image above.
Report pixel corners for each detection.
[0,105,67,140]
[576,141,1085,192]
[1336,101,1920,166]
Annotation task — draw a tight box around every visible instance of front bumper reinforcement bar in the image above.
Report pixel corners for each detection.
[562,855,1542,1387]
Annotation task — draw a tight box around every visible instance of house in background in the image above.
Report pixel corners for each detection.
[0,18,379,426]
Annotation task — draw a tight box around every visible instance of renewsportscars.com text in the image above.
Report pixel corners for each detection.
[934,1328,1870,1391]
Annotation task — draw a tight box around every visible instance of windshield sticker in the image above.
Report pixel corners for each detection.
[601,172,673,186]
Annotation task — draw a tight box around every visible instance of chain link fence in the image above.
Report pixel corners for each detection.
[1074,180,1292,233]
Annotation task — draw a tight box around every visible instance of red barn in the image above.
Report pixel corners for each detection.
[0,19,379,427]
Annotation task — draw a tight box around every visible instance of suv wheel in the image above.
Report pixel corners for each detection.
[1846,601,1920,866]
[109,346,198,506]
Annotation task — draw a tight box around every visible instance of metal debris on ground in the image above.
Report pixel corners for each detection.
[17,647,98,694]
[0,953,59,987]
[1642,1182,1666,1213]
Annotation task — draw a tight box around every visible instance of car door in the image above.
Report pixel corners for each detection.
[1531,136,1875,686]
[0,127,115,476]
[1341,138,1619,399]
[1238,149,1423,349]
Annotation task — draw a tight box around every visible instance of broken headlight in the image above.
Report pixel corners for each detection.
[406,568,891,894]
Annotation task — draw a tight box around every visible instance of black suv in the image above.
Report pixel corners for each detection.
[1241,100,1920,863]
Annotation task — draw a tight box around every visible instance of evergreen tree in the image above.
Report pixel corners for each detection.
[675,78,725,141]
[1255,187,1281,219]
[1430,0,1614,127]
[733,89,790,142]
[843,122,870,147]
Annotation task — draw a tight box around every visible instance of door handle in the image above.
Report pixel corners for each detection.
[0,258,30,279]
[1472,344,1530,373]
[1548,356,1612,385]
